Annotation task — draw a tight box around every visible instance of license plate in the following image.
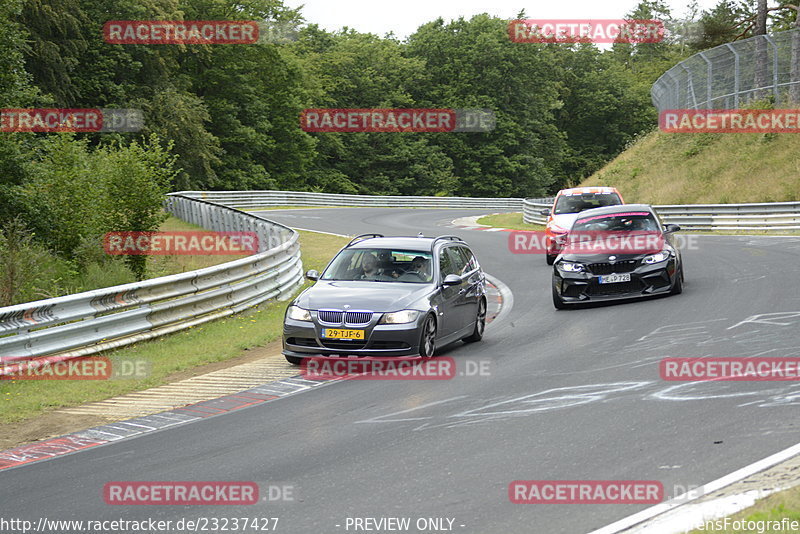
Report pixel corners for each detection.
[599,273,631,284]
[321,329,364,340]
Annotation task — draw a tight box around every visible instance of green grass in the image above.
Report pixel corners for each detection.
[0,230,349,424]
[688,485,800,533]
[477,212,546,231]
[581,129,800,204]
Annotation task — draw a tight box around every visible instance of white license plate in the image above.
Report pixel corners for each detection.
[599,273,631,284]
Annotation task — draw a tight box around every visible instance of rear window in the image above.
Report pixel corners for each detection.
[554,192,622,214]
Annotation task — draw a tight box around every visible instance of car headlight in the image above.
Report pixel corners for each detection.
[559,261,585,273]
[286,305,312,321]
[643,250,672,264]
[379,310,420,324]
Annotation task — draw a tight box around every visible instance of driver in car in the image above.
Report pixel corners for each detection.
[403,256,432,282]
[359,253,381,279]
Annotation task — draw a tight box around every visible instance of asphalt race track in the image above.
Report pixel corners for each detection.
[2,207,799,534]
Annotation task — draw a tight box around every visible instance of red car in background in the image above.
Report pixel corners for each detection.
[541,187,624,264]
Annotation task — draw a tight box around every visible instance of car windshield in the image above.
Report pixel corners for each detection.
[554,192,622,214]
[572,211,660,232]
[321,248,434,283]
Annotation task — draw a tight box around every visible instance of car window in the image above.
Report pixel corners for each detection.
[439,247,457,277]
[445,247,467,275]
[452,246,478,274]
[321,248,433,283]
[572,212,659,232]
[554,193,622,214]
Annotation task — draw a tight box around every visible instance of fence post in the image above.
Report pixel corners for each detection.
[699,51,712,108]
[681,63,698,109]
[764,35,780,102]
[724,43,740,107]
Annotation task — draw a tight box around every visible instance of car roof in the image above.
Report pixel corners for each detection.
[573,204,655,219]
[348,236,464,252]
[557,186,620,196]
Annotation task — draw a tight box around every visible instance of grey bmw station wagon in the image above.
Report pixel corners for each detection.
[282,234,487,364]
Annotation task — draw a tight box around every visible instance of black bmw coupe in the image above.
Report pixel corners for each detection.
[552,204,684,309]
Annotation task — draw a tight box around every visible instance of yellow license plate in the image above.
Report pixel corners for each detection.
[321,329,364,340]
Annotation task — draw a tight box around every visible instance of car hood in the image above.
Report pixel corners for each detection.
[295,280,432,312]
[549,213,581,231]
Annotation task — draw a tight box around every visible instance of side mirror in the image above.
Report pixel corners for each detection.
[442,274,463,286]
[305,269,320,281]
[539,209,551,216]
[663,224,681,233]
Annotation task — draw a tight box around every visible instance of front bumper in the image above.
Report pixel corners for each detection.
[282,315,424,358]
[553,258,679,303]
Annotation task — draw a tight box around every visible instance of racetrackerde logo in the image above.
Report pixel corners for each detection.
[103,21,259,44]
[103,482,259,505]
[509,230,665,255]
[660,109,800,133]
[103,231,259,255]
[509,480,663,504]
[0,356,151,380]
[660,357,800,381]
[300,357,457,380]
[299,109,496,133]
[1,109,143,133]
[509,19,665,43]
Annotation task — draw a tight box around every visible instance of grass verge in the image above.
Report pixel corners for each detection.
[477,212,546,231]
[0,230,348,425]
[580,129,800,205]
[688,485,800,533]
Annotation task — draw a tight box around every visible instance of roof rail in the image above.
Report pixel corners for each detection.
[346,233,385,247]
[431,235,463,248]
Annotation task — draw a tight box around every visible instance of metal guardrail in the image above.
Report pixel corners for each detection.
[0,194,303,373]
[652,29,800,111]
[523,198,800,230]
[177,190,531,210]
[2,189,797,373]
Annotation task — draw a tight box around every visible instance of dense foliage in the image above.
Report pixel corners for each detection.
[0,0,791,300]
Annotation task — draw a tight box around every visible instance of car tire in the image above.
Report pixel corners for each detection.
[546,253,556,265]
[285,354,304,365]
[670,263,684,295]
[419,314,437,357]
[463,298,487,343]
[552,285,567,309]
